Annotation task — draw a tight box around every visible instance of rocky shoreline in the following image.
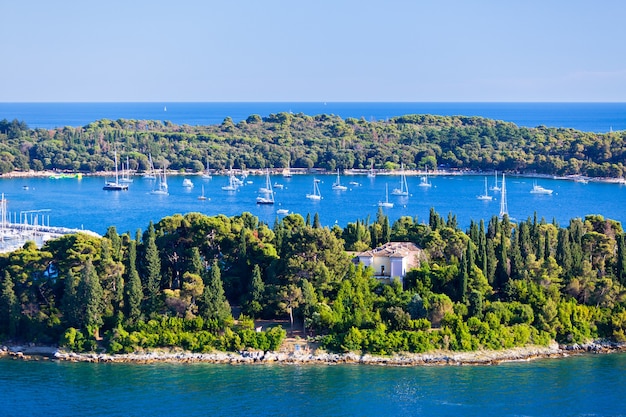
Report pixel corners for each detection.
[2,341,625,366]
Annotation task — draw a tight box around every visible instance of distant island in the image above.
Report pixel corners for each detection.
[0,112,624,179]
[1,207,626,362]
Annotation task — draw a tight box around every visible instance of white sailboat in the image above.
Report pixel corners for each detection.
[258,169,272,194]
[150,167,169,195]
[198,185,208,200]
[332,169,347,191]
[202,157,212,179]
[530,181,553,195]
[120,156,134,183]
[306,178,322,200]
[391,164,409,195]
[490,170,501,191]
[418,174,432,188]
[103,151,129,191]
[499,173,508,218]
[222,167,238,191]
[256,170,275,204]
[378,183,394,208]
[143,153,157,179]
[476,177,493,200]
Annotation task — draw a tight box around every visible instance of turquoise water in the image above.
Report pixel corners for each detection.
[1,174,624,235]
[1,102,625,132]
[1,353,625,416]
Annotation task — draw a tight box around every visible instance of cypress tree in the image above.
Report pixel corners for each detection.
[143,222,162,314]
[556,228,572,275]
[313,213,321,229]
[0,271,19,338]
[617,233,626,287]
[243,264,265,318]
[79,259,104,337]
[199,260,231,323]
[125,240,143,322]
[382,215,391,243]
[494,231,509,290]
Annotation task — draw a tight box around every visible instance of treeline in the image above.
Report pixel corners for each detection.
[1,208,626,355]
[0,112,625,177]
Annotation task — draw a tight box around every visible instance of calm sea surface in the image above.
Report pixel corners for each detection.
[1,102,626,132]
[1,173,624,236]
[1,353,625,417]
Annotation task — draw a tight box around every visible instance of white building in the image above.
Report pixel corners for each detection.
[353,242,422,285]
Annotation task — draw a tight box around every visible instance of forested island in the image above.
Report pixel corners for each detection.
[0,112,625,178]
[1,208,625,359]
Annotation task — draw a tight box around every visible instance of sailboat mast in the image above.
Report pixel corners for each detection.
[499,173,508,217]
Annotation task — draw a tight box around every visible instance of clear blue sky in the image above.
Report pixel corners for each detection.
[1,0,625,102]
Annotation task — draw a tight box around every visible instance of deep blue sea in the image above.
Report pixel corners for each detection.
[1,102,626,132]
[1,102,626,416]
[1,353,625,417]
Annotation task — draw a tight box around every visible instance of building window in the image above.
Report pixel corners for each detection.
[381,265,385,275]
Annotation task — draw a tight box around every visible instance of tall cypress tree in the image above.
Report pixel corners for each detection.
[79,259,104,337]
[617,233,626,287]
[143,222,162,314]
[199,260,231,323]
[0,271,19,338]
[125,240,143,322]
[494,231,509,290]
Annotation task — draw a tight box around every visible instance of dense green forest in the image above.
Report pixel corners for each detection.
[1,208,625,355]
[0,113,625,177]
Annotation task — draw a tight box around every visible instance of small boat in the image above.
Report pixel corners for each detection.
[530,181,553,195]
[418,175,432,188]
[349,181,360,186]
[201,157,212,179]
[273,183,284,189]
[391,164,409,195]
[198,185,208,200]
[306,178,322,200]
[332,169,347,191]
[276,208,289,215]
[103,151,129,191]
[182,178,194,188]
[222,167,238,191]
[378,183,394,208]
[476,177,493,200]
[367,161,376,178]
